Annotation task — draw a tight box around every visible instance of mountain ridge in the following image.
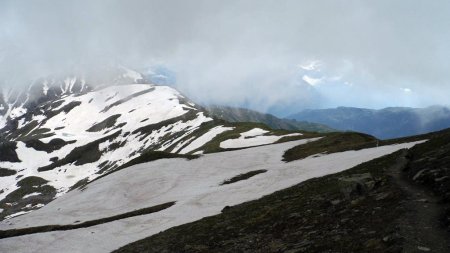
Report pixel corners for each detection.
[205,105,334,133]
[288,105,450,139]
[0,74,308,221]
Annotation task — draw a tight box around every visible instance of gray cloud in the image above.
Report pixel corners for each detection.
[1,0,450,115]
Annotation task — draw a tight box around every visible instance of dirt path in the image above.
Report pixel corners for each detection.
[390,151,450,252]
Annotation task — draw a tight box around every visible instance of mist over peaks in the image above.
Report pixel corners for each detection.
[1,0,450,115]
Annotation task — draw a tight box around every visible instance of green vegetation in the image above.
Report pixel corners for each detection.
[283,132,378,162]
[192,121,270,154]
[0,202,175,239]
[275,131,323,143]
[283,128,447,162]
[163,121,219,153]
[197,121,270,153]
[199,121,310,154]
[220,170,267,185]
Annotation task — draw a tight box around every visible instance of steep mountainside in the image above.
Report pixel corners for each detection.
[0,73,305,220]
[0,67,147,130]
[288,106,450,139]
[206,105,334,133]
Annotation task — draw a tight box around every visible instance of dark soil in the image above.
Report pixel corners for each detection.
[37,130,122,172]
[0,168,17,177]
[25,138,75,153]
[0,141,20,163]
[0,176,57,220]
[220,170,267,185]
[86,114,121,132]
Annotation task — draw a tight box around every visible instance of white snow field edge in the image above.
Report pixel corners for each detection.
[220,127,302,149]
[178,125,234,154]
[0,139,425,253]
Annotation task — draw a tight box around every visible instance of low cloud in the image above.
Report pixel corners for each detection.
[1,0,449,115]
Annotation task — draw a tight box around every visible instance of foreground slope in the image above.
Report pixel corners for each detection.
[0,136,423,253]
[115,129,450,253]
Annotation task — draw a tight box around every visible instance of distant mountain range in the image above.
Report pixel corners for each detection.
[287,106,450,139]
[205,105,334,133]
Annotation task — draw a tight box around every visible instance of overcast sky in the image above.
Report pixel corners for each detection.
[1,0,449,115]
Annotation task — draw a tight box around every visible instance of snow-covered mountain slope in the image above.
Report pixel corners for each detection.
[0,67,146,130]
[0,84,204,218]
[0,77,90,130]
[0,139,424,253]
[0,74,306,221]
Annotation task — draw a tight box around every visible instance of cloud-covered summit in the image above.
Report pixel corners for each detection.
[1,0,449,115]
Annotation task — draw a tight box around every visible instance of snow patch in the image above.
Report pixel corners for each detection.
[179,126,234,154]
[23,193,42,199]
[240,128,269,137]
[3,211,31,220]
[220,128,301,149]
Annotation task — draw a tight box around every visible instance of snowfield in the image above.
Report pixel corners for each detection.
[220,128,301,149]
[0,84,213,214]
[0,139,425,253]
[0,82,305,220]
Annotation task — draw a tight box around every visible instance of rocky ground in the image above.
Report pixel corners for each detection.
[115,129,450,253]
